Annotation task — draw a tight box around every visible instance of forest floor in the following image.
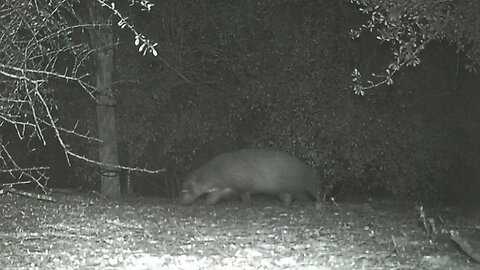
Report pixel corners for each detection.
[0,192,478,270]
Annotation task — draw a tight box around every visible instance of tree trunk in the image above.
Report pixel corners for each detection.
[89,2,121,198]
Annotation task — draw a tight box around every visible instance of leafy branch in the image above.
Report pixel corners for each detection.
[349,0,480,95]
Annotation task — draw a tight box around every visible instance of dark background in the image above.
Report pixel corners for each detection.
[15,0,480,202]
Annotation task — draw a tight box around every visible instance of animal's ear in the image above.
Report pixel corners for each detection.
[185,172,198,183]
[182,180,194,190]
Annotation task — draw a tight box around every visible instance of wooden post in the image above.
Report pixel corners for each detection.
[89,2,121,198]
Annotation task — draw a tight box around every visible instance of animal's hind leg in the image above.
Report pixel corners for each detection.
[278,193,293,207]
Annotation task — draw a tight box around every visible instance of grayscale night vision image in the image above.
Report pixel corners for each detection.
[0,0,479,269]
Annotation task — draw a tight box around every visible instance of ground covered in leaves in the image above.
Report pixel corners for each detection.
[0,193,478,269]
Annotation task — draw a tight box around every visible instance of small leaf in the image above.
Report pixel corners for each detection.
[386,76,393,85]
[139,43,146,52]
